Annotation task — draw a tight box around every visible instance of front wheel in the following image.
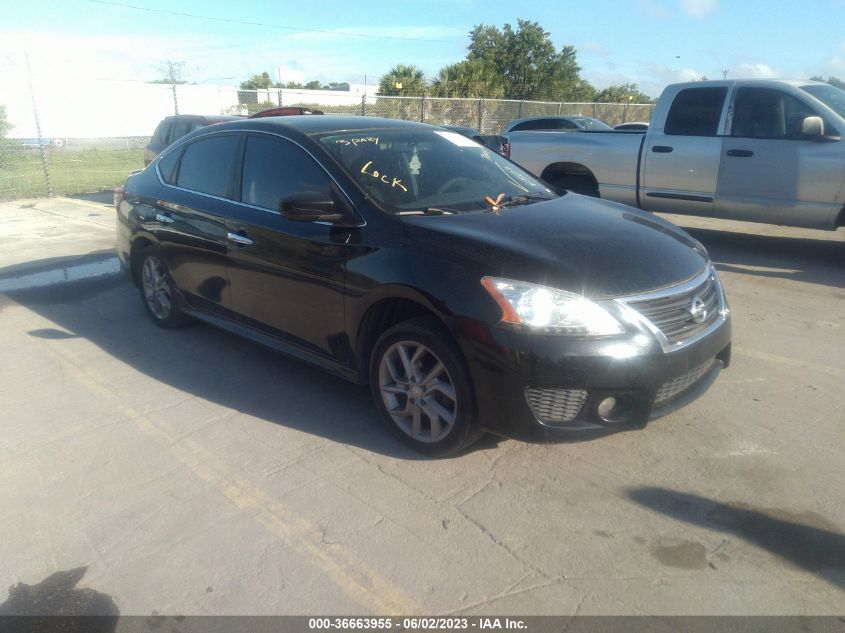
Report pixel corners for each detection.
[370,317,482,457]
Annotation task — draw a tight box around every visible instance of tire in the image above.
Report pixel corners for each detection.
[557,175,599,197]
[369,317,483,457]
[137,246,191,328]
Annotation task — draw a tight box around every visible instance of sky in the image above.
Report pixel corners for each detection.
[1,0,844,97]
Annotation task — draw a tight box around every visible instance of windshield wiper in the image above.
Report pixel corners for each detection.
[498,193,558,208]
[396,207,463,216]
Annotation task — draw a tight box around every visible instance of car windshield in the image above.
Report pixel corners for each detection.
[318,128,556,213]
[800,84,845,119]
[572,117,614,131]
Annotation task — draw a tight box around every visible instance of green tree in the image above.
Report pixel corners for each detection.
[594,83,652,103]
[304,80,323,90]
[240,72,278,90]
[810,75,845,90]
[149,60,189,84]
[378,64,428,96]
[431,60,504,98]
[466,20,587,101]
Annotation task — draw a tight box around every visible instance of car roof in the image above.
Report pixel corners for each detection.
[164,114,243,123]
[441,125,480,135]
[203,115,438,136]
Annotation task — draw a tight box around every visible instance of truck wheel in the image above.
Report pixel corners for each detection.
[557,175,599,197]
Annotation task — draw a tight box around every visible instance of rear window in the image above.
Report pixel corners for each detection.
[176,134,239,198]
[512,118,577,131]
[152,120,170,144]
[664,87,727,136]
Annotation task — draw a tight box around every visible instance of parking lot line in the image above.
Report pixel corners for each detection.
[22,307,421,615]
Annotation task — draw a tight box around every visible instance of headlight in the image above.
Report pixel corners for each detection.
[481,277,624,336]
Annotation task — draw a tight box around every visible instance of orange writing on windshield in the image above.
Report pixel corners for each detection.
[360,161,408,192]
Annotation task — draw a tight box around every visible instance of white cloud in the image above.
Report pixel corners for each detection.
[680,0,718,18]
[731,63,779,78]
[638,0,671,18]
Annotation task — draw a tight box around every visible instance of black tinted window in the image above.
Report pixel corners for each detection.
[152,120,170,144]
[170,119,194,143]
[241,135,332,210]
[157,147,181,184]
[732,87,820,139]
[176,135,239,198]
[665,87,727,136]
[513,119,576,131]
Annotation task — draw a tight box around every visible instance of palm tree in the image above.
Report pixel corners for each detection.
[378,64,428,96]
[431,60,504,99]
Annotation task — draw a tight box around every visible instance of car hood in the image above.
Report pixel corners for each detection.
[401,194,709,298]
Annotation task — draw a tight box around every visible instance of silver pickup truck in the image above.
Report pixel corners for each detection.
[508,79,845,230]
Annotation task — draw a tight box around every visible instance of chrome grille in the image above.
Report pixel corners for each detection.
[654,360,715,405]
[525,388,588,425]
[621,269,723,348]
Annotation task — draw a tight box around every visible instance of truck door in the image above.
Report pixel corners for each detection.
[641,86,728,216]
[715,86,844,229]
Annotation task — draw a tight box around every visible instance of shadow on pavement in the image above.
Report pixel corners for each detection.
[1,252,502,459]
[0,566,119,632]
[627,487,845,590]
[674,225,845,289]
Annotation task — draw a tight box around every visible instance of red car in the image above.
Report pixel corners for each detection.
[249,107,324,118]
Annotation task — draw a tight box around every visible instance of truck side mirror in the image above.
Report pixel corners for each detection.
[801,116,824,139]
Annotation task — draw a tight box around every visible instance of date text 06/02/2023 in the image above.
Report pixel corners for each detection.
[307,618,528,630]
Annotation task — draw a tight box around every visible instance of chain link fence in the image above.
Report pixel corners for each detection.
[0,82,654,201]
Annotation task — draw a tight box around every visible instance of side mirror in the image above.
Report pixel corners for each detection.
[279,192,345,223]
[802,115,825,138]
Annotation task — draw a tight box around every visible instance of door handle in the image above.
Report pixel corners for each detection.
[727,149,754,157]
[227,231,254,246]
[155,212,174,224]
[652,145,674,153]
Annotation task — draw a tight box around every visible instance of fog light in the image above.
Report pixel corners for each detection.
[597,397,617,418]
[597,395,634,424]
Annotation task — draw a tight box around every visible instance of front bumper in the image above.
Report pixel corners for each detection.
[456,311,731,441]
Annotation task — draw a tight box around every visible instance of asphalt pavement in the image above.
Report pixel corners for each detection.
[0,195,843,616]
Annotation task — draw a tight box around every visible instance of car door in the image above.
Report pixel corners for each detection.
[224,133,351,360]
[641,86,728,216]
[154,133,240,314]
[715,86,844,229]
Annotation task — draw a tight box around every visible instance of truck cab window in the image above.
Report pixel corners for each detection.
[664,87,727,136]
[731,87,821,139]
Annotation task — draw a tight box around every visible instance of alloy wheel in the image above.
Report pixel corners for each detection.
[378,341,458,443]
[141,255,173,320]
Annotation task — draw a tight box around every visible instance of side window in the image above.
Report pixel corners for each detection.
[157,147,181,184]
[513,119,570,131]
[240,135,332,211]
[731,87,820,139]
[152,120,170,144]
[664,87,727,136]
[176,134,239,198]
[169,119,193,144]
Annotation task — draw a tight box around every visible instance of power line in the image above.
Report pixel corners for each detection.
[86,0,464,44]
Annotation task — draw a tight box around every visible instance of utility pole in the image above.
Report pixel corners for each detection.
[25,52,53,198]
[722,69,729,79]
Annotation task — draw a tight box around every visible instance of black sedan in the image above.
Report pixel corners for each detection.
[117,116,731,456]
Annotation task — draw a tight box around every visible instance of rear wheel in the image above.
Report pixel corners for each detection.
[556,174,599,197]
[138,247,190,328]
[370,317,482,457]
